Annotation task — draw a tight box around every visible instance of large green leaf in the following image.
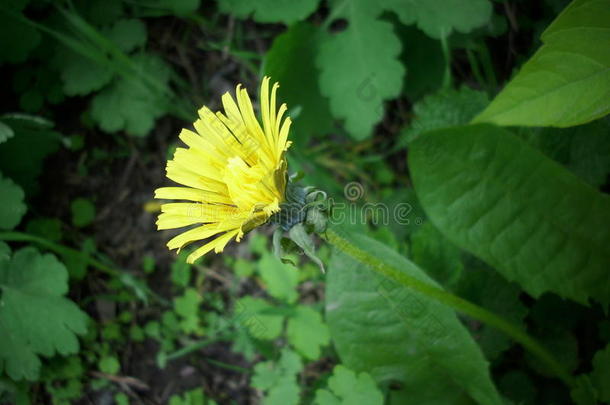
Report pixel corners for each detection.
[409,124,610,306]
[265,23,334,146]
[474,0,610,127]
[0,247,89,381]
[316,0,404,140]
[326,229,502,405]
[381,0,492,39]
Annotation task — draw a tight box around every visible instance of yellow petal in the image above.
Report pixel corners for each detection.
[186,229,240,263]
[155,187,233,205]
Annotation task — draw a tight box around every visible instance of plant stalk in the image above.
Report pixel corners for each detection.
[322,226,576,389]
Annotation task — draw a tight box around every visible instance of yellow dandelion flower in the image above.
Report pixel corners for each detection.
[155,77,292,263]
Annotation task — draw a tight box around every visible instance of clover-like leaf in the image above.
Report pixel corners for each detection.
[251,349,303,405]
[286,305,330,360]
[233,297,284,341]
[314,365,383,405]
[105,19,147,53]
[258,253,299,304]
[0,247,89,380]
[173,288,202,334]
[90,53,172,136]
[58,49,114,96]
[316,0,405,140]
[265,22,334,146]
[70,198,96,228]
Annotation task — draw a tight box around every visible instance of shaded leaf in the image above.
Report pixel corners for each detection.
[399,86,488,146]
[90,53,172,136]
[474,0,610,127]
[105,19,147,53]
[265,22,333,146]
[409,124,610,306]
[251,349,302,405]
[316,0,404,139]
[0,248,88,380]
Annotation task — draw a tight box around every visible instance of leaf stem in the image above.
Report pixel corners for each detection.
[322,226,576,389]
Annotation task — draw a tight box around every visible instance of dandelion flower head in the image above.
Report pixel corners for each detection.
[155,77,292,263]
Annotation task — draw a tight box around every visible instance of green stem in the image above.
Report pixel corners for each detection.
[165,336,223,361]
[0,231,166,305]
[440,32,452,89]
[477,43,498,91]
[322,227,576,389]
[465,48,488,92]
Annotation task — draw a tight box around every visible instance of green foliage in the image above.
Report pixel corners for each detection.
[265,22,333,146]
[171,250,192,287]
[1,0,608,403]
[519,118,610,188]
[475,0,610,127]
[98,355,120,374]
[258,253,299,303]
[382,0,492,39]
[90,53,172,136]
[169,387,218,405]
[410,222,463,289]
[173,288,203,334]
[70,198,96,228]
[397,25,445,100]
[0,173,26,230]
[591,344,610,402]
[400,86,488,145]
[409,124,610,306]
[0,247,88,381]
[456,259,528,361]
[217,0,320,24]
[0,121,14,144]
[0,116,61,195]
[234,296,284,341]
[26,218,63,242]
[0,3,41,64]
[251,349,303,405]
[313,365,383,405]
[326,229,503,405]
[316,0,404,140]
[285,305,330,360]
